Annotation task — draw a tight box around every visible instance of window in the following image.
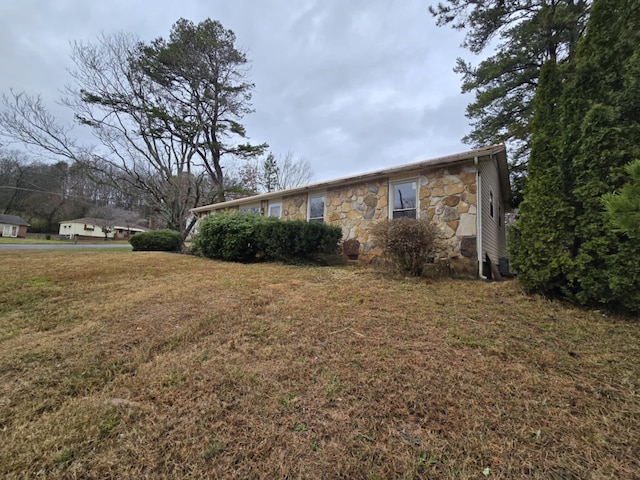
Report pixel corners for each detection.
[308,194,325,223]
[489,190,494,219]
[268,201,282,218]
[390,180,417,219]
[2,225,18,237]
[239,204,261,215]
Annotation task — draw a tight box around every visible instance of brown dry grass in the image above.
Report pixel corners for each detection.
[0,250,638,479]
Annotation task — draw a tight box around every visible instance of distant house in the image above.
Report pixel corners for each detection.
[0,214,30,238]
[58,218,146,240]
[191,145,510,278]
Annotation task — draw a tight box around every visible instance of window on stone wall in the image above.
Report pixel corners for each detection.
[268,201,282,218]
[308,194,325,223]
[240,204,262,215]
[391,180,417,219]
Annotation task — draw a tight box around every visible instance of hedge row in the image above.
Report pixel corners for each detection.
[192,214,342,263]
[129,229,183,252]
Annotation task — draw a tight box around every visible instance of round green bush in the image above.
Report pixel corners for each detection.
[129,229,183,252]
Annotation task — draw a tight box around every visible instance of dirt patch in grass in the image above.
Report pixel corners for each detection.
[1,250,639,479]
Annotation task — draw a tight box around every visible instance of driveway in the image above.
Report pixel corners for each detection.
[0,243,132,250]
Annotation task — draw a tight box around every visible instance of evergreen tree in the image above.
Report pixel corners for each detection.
[430,0,591,204]
[508,61,574,295]
[603,160,640,239]
[260,153,279,192]
[562,0,640,310]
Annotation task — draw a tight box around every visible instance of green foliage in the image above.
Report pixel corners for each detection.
[562,0,640,310]
[371,218,440,276]
[511,0,640,313]
[192,214,272,262]
[430,0,591,204]
[129,229,183,252]
[508,62,574,296]
[192,214,342,264]
[261,153,279,192]
[603,160,640,238]
[138,18,268,203]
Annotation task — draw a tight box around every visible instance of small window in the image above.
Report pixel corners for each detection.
[498,205,502,227]
[240,204,261,215]
[489,190,494,219]
[268,201,282,218]
[391,180,417,219]
[308,194,325,223]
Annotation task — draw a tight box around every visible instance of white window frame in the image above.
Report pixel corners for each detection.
[389,179,419,219]
[268,201,282,218]
[239,203,262,215]
[307,193,325,223]
[2,225,18,237]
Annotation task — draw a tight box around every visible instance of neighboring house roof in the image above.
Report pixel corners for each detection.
[191,144,509,213]
[60,217,110,225]
[0,214,30,226]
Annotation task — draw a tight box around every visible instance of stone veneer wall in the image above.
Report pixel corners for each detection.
[319,161,478,276]
[418,162,478,276]
[196,160,479,276]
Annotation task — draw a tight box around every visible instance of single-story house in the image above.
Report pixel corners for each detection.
[0,214,30,238]
[58,218,147,240]
[191,145,510,278]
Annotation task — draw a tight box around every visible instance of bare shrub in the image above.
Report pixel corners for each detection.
[371,218,440,276]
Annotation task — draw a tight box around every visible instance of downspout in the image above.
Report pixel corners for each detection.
[474,156,486,279]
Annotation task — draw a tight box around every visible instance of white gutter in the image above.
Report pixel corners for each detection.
[474,156,486,279]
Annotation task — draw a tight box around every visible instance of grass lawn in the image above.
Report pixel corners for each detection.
[0,251,638,479]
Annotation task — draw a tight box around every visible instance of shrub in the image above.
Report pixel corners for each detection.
[192,214,342,264]
[129,229,183,252]
[256,219,342,262]
[192,214,271,262]
[371,218,439,276]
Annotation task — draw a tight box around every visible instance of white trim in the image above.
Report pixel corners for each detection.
[389,178,419,219]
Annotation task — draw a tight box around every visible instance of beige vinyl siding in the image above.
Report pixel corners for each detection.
[478,155,507,267]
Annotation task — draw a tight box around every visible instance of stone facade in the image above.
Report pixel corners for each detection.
[307,162,478,275]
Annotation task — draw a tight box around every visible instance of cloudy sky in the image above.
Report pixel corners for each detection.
[0,0,479,183]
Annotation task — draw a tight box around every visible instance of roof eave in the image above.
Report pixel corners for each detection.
[191,144,508,213]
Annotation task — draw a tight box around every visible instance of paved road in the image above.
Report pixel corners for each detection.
[0,243,132,250]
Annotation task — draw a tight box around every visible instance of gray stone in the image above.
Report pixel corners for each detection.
[441,205,460,222]
[364,206,375,219]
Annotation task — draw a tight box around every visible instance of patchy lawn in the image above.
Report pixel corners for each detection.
[0,250,638,479]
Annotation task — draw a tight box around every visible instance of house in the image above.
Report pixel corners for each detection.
[58,218,146,240]
[191,145,510,278]
[0,214,30,238]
